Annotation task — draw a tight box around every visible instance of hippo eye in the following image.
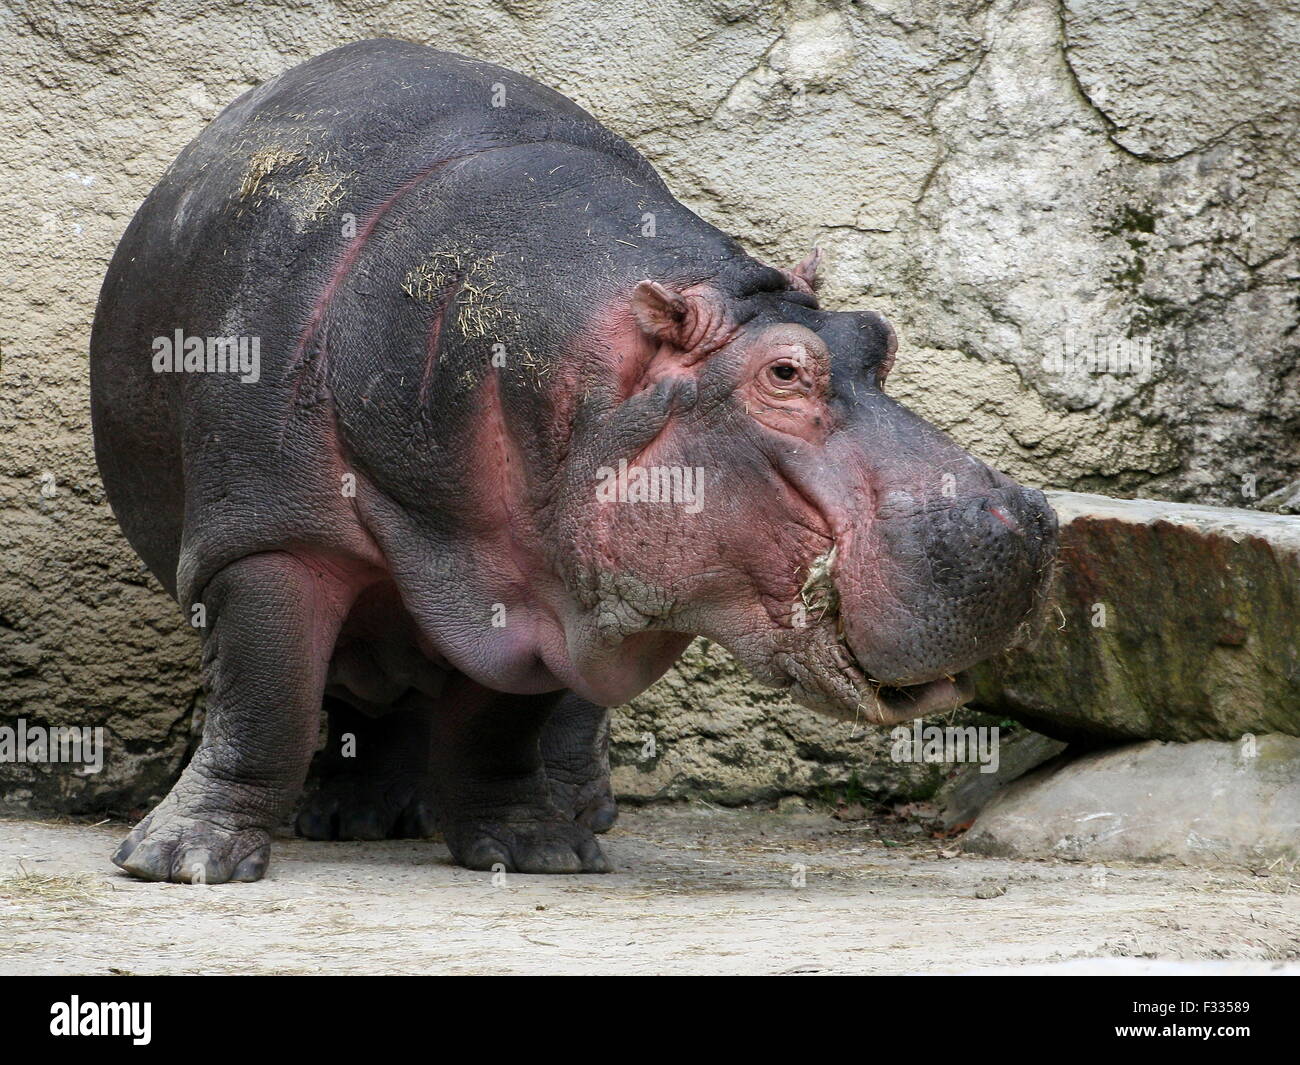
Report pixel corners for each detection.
[756,345,820,399]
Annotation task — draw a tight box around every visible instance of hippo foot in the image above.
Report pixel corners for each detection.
[295,773,438,841]
[113,809,270,884]
[443,813,610,874]
[547,771,618,834]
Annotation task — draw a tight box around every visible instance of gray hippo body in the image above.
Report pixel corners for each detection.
[91,39,1056,882]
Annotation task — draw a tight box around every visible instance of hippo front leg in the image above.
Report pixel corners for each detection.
[432,682,610,874]
[113,552,356,883]
[540,693,617,833]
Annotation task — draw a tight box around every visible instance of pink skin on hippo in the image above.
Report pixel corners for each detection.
[551,275,1054,719]
[90,40,1057,883]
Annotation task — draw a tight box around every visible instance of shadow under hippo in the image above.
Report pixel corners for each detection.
[90,39,1058,882]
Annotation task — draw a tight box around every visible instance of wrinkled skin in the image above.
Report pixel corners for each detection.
[90,40,1057,882]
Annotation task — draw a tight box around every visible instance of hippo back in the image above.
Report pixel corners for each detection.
[90,39,738,604]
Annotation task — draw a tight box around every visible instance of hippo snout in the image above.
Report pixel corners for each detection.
[837,482,1058,687]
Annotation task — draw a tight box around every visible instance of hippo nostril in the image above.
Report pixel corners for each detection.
[987,505,1018,532]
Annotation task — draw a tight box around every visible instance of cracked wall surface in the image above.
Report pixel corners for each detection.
[2,0,1297,811]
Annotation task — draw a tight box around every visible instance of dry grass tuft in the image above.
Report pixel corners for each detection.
[0,864,106,905]
[237,146,304,202]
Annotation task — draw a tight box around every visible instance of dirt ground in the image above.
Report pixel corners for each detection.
[1,804,1297,975]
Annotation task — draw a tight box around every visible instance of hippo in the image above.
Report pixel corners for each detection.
[90,39,1057,883]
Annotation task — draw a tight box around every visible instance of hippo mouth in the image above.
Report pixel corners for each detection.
[775,545,975,723]
[867,672,974,718]
[774,634,973,724]
[828,630,974,721]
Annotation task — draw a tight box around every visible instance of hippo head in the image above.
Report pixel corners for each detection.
[552,252,1057,722]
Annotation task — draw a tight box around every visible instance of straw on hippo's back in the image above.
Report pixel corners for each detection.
[90,39,1056,883]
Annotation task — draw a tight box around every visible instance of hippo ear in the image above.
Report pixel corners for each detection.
[782,247,822,300]
[631,280,692,344]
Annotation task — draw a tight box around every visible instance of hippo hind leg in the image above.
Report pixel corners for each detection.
[432,681,610,874]
[298,685,616,843]
[296,695,439,841]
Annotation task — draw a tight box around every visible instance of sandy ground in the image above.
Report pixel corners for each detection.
[1,805,1297,975]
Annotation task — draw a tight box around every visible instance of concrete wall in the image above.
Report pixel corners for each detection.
[2,0,1297,812]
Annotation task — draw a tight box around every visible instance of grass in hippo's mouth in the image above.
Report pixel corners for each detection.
[874,674,966,706]
[796,545,860,673]
[798,546,839,622]
[874,681,930,707]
